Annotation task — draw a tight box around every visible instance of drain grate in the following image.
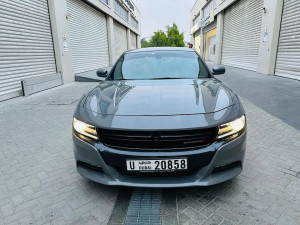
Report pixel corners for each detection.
[125,188,162,225]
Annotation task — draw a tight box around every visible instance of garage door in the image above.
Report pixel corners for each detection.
[0,0,57,101]
[114,22,128,61]
[130,32,137,50]
[67,0,109,74]
[221,0,263,71]
[194,30,201,54]
[275,0,300,80]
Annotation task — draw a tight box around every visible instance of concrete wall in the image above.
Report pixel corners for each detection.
[48,0,75,84]
[106,16,116,66]
[49,0,141,82]
[215,11,224,64]
[257,0,284,75]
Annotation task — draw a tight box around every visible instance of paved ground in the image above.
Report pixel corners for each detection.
[206,62,300,131]
[0,83,118,225]
[0,81,299,225]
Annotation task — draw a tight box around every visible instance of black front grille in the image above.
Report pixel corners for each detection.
[98,128,217,151]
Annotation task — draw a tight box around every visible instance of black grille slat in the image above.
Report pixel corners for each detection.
[161,134,215,140]
[100,136,153,142]
[161,134,213,139]
[102,134,152,139]
[161,130,215,135]
[98,128,217,151]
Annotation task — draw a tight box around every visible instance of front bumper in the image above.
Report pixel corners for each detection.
[73,132,246,188]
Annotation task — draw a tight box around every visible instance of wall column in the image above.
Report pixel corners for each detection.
[106,16,115,66]
[127,28,131,50]
[137,35,141,48]
[215,11,224,64]
[199,28,204,57]
[257,0,284,75]
[48,0,74,83]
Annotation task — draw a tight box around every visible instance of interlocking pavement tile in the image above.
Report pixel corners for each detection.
[266,205,285,219]
[197,192,217,206]
[276,213,299,225]
[216,207,243,224]
[202,214,224,225]
[18,215,35,225]
[1,203,14,217]
[182,207,207,224]
[3,209,31,224]
[11,193,24,206]
[178,212,192,225]
[178,201,189,214]
[181,197,205,212]
[199,202,220,218]
[219,220,233,225]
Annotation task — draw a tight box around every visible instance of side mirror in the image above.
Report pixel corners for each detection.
[96,69,108,78]
[212,66,226,75]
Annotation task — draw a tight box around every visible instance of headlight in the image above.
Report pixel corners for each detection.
[73,118,98,140]
[217,115,246,140]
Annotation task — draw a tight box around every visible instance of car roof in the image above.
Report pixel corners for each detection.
[126,47,195,54]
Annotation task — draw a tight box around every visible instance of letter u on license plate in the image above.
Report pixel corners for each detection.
[126,158,188,172]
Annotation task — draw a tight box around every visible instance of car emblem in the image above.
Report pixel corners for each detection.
[152,134,161,144]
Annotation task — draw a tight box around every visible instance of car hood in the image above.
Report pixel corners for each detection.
[84,79,234,116]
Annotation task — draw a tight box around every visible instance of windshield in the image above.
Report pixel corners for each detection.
[109,50,210,80]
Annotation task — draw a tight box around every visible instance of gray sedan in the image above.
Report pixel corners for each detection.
[72,47,246,187]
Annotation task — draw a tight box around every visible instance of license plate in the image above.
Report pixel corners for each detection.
[126,158,188,172]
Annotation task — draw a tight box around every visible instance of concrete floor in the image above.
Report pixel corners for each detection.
[207,62,300,131]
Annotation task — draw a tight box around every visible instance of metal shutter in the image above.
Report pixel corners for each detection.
[67,0,109,74]
[0,0,56,101]
[221,0,263,71]
[130,32,137,49]
[275,0,300,80]
[114,22,128,61]
[194,30,201,54]
[203,21,217,34]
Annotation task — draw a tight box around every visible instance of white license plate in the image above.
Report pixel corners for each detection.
[126,158,188,172]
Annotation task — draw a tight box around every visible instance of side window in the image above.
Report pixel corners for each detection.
[112,57,124,80]
[198,58,209,78]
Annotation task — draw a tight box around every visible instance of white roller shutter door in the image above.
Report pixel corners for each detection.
[221,0,263,71]
[130,32,137,50]
[275,0,300,80]
[0,0,57,101]
[114,22,128,61]
[67,0,109,74]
